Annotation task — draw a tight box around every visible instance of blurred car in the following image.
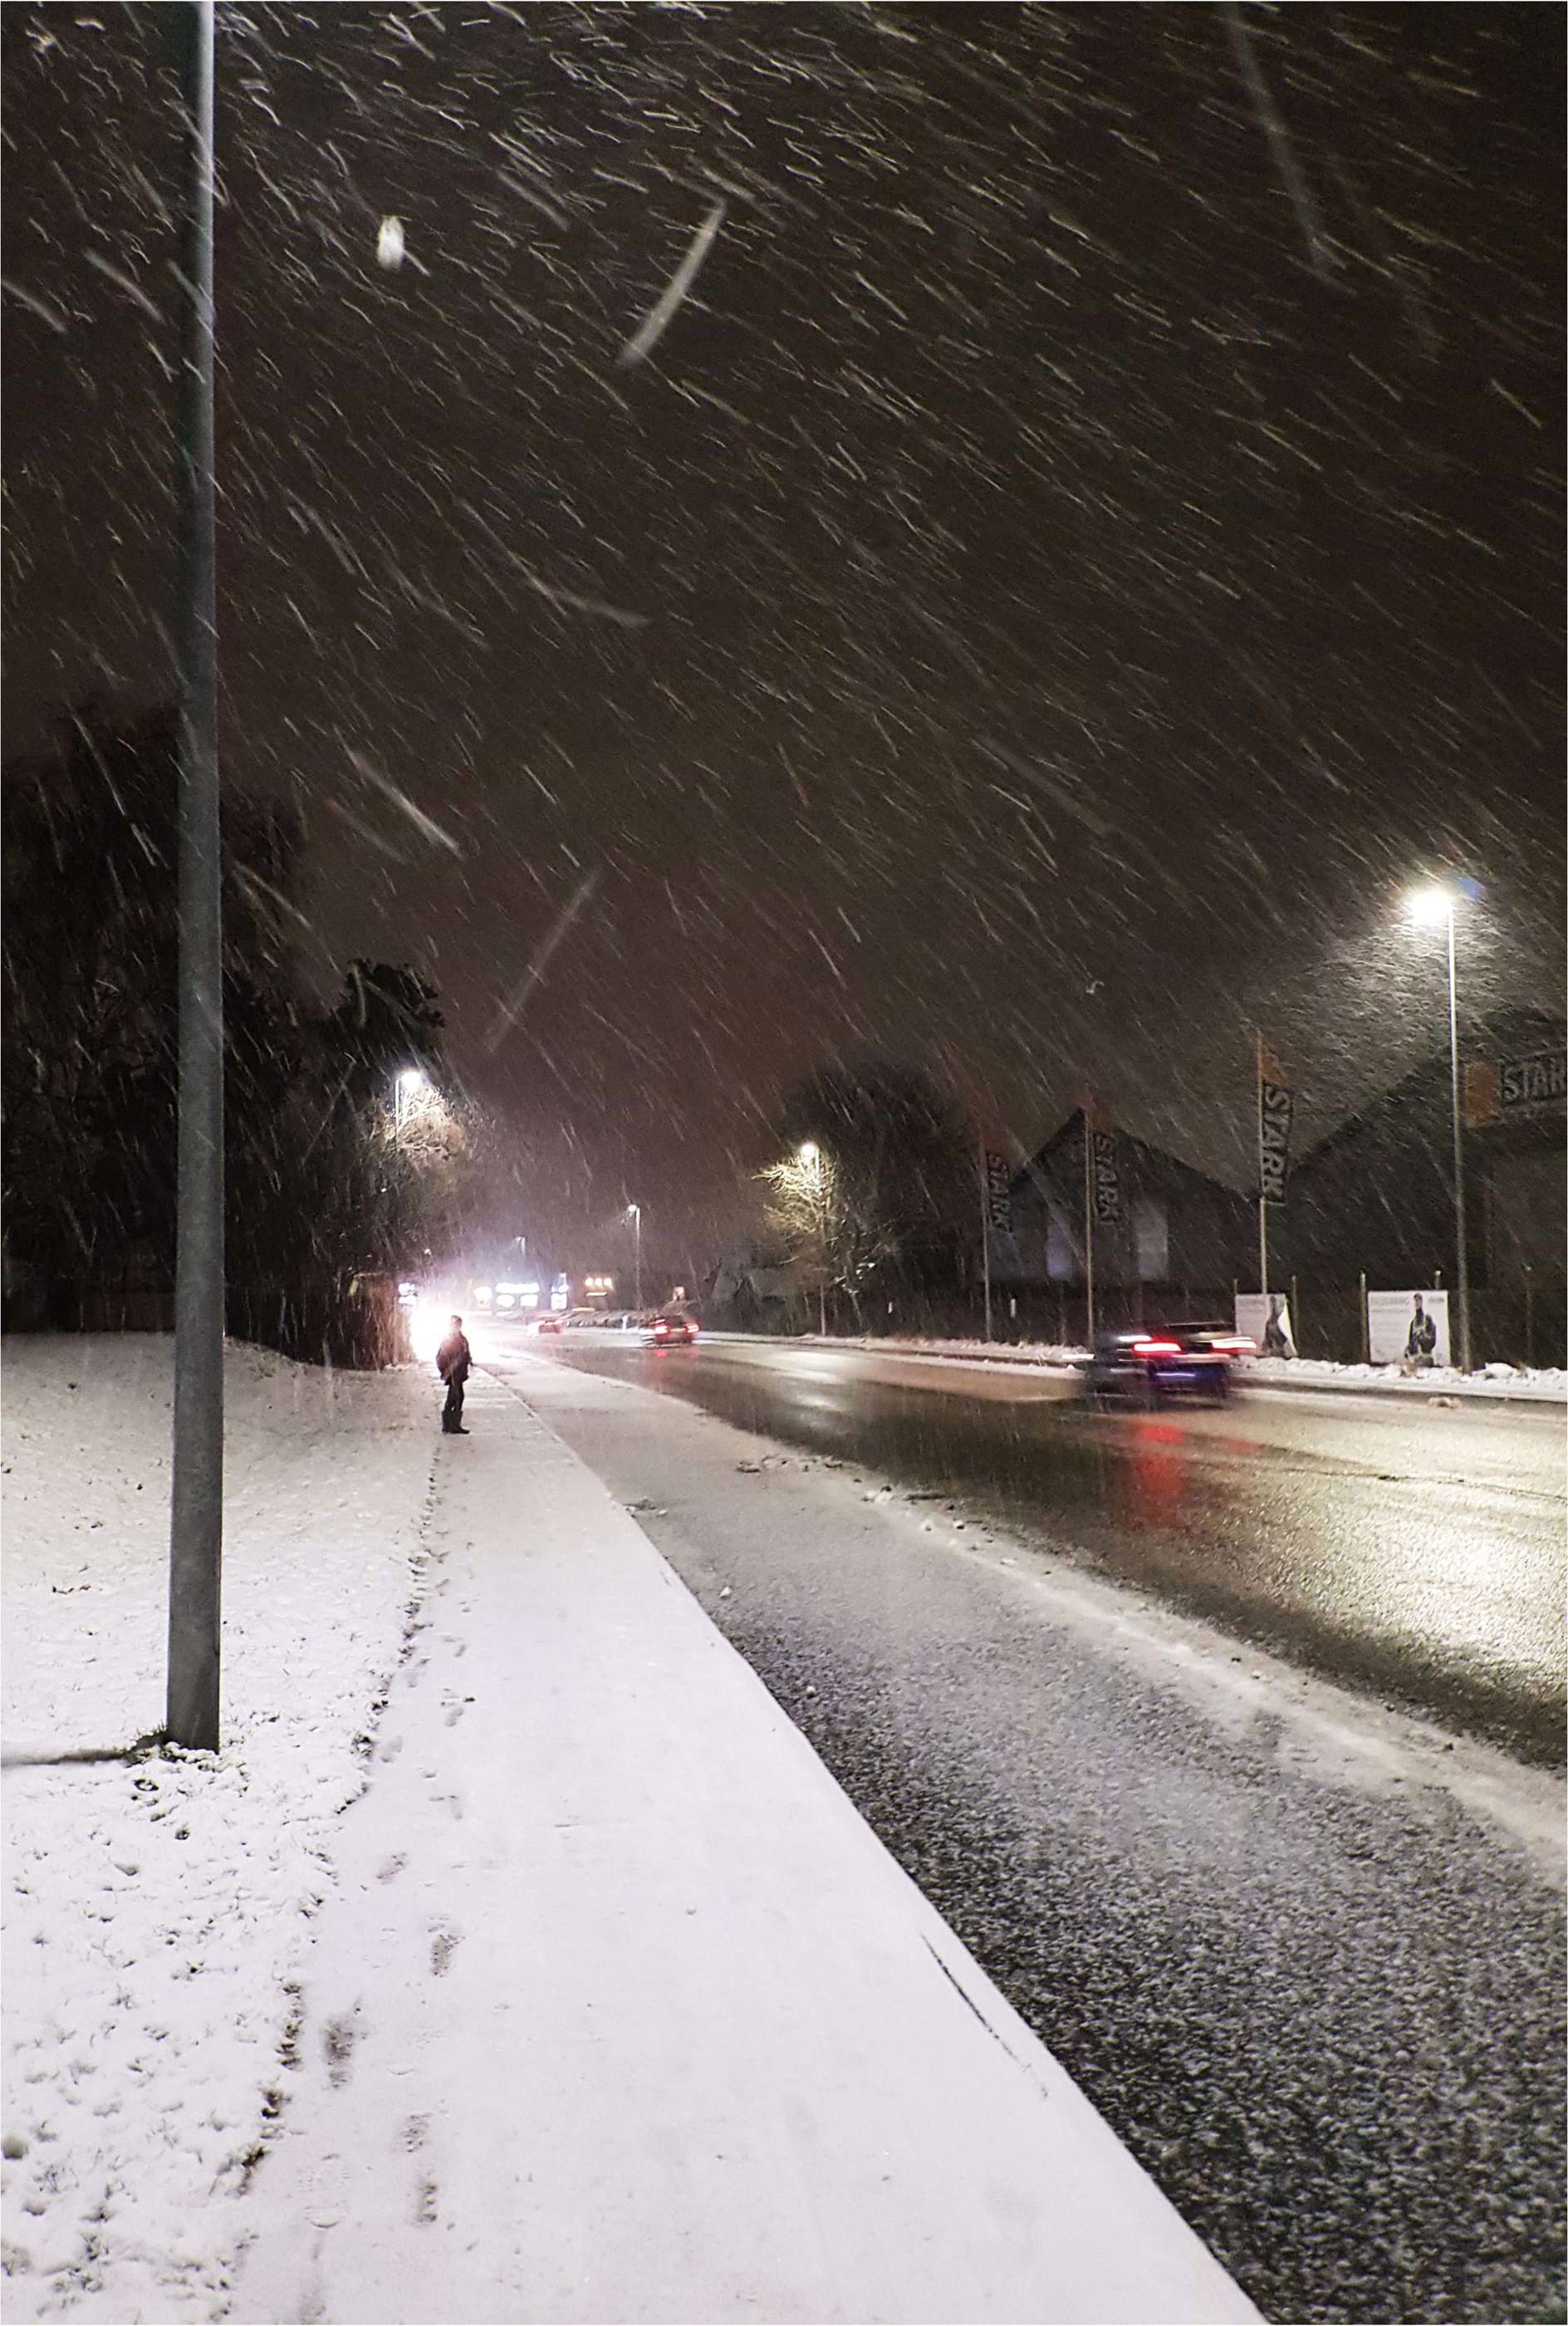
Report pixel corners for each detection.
[644,1314,698,1348]
[532,1314,562,1336]
[1080,1322,1251,1406]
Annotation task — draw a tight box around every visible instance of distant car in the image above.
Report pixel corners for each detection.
[1080,1322,1250,1406]
[532,1314,562,1335]
[644,1314,698,1348]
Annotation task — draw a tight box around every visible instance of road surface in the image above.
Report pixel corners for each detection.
[525,1330,1566,1762]
[486,1335,1566,2326]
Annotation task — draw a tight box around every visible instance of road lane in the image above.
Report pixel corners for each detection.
[512,1328,1566,1761]
[488,1345,1566,2326]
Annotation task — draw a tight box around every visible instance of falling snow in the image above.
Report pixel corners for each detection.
[2,3,1560,1257]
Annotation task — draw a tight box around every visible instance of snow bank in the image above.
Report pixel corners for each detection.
[2,1336,435,2320]
[786,1332,1568,1401]
[1242,1355,1568,1401]
[798,1330,1087,1367]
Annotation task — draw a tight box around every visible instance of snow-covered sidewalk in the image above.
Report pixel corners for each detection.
[2,1337,439,2321]
[232,1362,1254,2324]
[5,1337,1256,2324]
[759,1332,1568,1403]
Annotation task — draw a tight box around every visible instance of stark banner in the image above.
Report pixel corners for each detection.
[1257,1044,1293,1204]
[1090,1131,1121,1225]
[1367,1288,1451,1367]
[984,1151,1012,1234]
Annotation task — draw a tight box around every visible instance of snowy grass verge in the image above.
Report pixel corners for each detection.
[2,1336,436,2321]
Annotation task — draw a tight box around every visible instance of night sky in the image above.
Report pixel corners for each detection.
[4,2,1563,1270]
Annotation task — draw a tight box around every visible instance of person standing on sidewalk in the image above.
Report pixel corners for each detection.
[436,1314,473,1434]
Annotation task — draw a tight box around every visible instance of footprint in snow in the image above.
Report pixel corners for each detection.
[322,2014,360,2087]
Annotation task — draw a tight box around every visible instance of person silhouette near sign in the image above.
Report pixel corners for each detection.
[1402,1296,1438,1372]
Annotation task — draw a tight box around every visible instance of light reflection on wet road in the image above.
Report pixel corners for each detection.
[534,1332,1566,1761]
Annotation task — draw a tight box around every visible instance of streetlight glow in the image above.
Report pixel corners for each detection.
[798,1141,819,1163]
[398,1066,427,1091]
[1405,886,1453,928]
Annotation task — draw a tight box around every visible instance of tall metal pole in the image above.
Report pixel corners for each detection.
[632,1205,643,1310]
[167,0,223,1752]
[1255,1029,1270,1299]
[1445,904,1472,1372]
[1082,1105,1095,1345]
[978,1136,992,1342]
[816,1158,828,1337]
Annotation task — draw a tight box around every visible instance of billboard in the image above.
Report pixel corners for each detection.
[1367,1288,1451,1368]
[1235,1292,1296,1357]
[1464,1048,1564,1123]
[1501,1050,1566,1111]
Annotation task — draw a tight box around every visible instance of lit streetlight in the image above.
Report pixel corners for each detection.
[1404,881,1473,1372]
[394,1063,427,1130]
[390,1067,429,1283]
[394,1063,426,1192]
[798,1142,828,1337]
[626,1203,643,1310]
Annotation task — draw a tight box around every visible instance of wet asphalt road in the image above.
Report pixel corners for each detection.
[490,1341,1566,2326]
[534,1332,1566,1764]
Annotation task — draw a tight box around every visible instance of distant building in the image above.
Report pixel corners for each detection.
[990,1109,1252,1336]
[1276,1009,1565,1364]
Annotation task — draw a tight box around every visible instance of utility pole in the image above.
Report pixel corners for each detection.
[1255,1030,1270,1301]
[978,1135,992,1342]
[167,0,223,1752]
[1081,1102,1096,1345]
[1406,884,1475,1373]
[1443,901,1473,1372]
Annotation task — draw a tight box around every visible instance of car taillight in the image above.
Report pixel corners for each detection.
[1133,1339,1182,1357]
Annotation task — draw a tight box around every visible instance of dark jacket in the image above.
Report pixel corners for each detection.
[436,1329,472,1383]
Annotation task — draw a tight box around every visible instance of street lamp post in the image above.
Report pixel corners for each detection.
[626,1204,642,1310]
[394,1067,425,1267]
[1407,884,1473,1372]
[798,1144,828,1336]
[167,0,223,1754]
[395,1067,424,1136]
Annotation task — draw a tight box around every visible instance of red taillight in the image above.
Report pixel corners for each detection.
[1133,1339,1182,1357]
